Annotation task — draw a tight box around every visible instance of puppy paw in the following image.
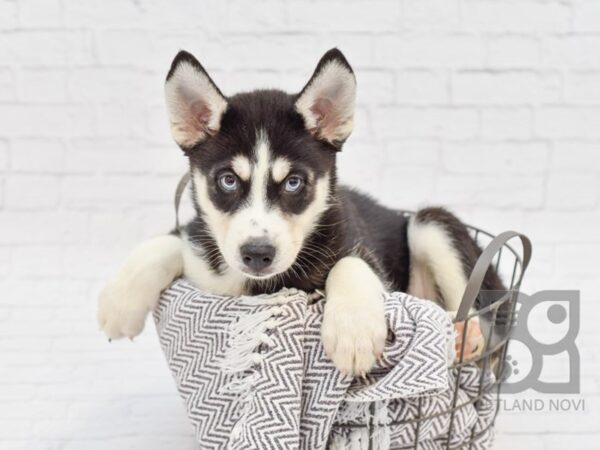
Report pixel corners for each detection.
[97,272,160,340]
[322,297,387,377]
[97,235,183,340]
[454,316,485,362]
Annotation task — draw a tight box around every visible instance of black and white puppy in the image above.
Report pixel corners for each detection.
[98,49,503,376]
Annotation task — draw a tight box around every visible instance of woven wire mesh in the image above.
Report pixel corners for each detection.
[441,224,525,450]
[363,220,528,449]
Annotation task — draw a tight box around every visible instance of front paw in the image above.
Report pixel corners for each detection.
[97,273,159,340]
[454,316,485,362]
[321,298,387,377]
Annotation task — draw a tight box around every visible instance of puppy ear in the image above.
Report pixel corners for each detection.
[164,51,228,149]
[295,48,356,148]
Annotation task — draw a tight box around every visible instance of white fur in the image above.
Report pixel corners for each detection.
[98,235,183,339]
[232,155,251,181]
[99,131,332,340]
[192,130,331,279]
[322,256,387,376]
[295,59,356,143]
[407,218,484,360]
[250,130,271,209]
[271,157,291,183]
[407,218,468,313]
[181,231,246,296]
[164,59,228,147]
[288,171,331,251]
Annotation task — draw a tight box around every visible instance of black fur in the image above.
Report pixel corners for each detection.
[167,50,226,100]
[171,48,504,309]
[188,90,335,217]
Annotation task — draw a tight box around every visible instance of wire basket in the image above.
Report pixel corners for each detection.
[445,224,531,449]
[355,217,532,449]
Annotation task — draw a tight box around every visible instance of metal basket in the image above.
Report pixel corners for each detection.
[173,175,532,448]
[360,217,532,449]
[443,225,531,449]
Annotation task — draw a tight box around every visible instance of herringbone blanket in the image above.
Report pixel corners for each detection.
[154,279,495,450]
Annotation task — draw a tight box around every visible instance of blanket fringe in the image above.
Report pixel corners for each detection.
[332,401,391,450]
[219,288,302,446]
[372,400,391,450]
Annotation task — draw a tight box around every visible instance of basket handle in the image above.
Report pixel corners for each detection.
[455,231,532,322]
[174,172,191,231]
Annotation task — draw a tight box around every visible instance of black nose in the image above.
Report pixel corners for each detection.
[240,239,276,272]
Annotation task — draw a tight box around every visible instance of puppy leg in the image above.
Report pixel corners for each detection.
[322,256,388,376]
[98,234,183,339]
[408,211,484,360]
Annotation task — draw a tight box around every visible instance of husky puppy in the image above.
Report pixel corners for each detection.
[98,49,503,376]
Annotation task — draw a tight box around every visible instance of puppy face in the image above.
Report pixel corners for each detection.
[190,125,332,279]
[165,49,356,279]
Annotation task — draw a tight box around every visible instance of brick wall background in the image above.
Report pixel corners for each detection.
[1,0,599,448]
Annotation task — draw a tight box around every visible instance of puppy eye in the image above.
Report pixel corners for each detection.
[218,172,239,192]
[284,175,304,193]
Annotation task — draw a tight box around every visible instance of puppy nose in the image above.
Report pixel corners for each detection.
[240,239,276,271]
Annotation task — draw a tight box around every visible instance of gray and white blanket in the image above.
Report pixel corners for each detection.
[154,279,496,449]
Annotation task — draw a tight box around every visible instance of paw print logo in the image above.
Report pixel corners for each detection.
[505,355,519,376]
[499,345,532,387]
[501,290,580,394]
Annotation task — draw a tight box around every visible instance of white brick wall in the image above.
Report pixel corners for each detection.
[1,1,599,448]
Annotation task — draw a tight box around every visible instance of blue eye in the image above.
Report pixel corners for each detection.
[284,175,304,193]
[218,172,238,192]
